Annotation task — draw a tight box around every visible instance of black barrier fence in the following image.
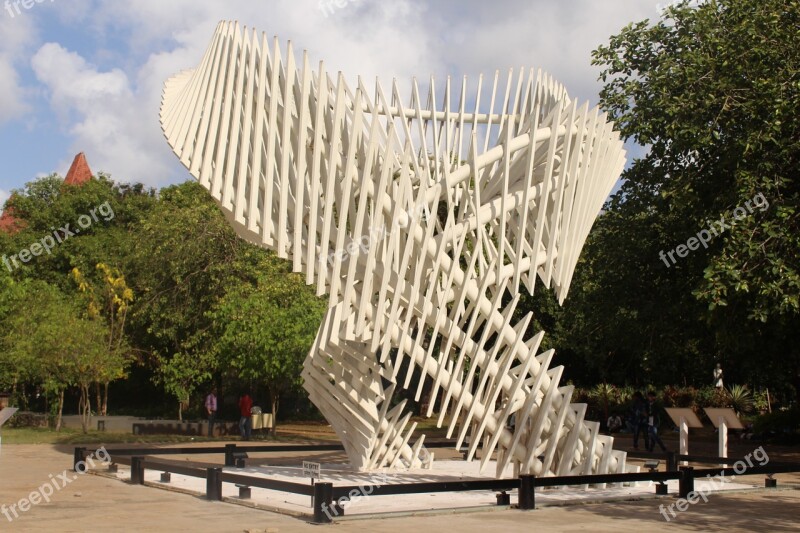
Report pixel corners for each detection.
[73,441,460,470]
[125,456,314,501]
[74,445,800,524]
[72,444,681,470]
[316,468,697,523]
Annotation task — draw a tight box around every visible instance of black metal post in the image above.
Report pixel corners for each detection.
[312,482,334,523]
[131,456,145,485]
[666,451,678,473]
[73,447,87,472]
[224,444,236,467]
[679,466,694,498]
[206,467,223,500]
[519,475,536,510]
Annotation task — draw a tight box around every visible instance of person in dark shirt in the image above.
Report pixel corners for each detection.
[630,391,649,450]
[645,391,668,452]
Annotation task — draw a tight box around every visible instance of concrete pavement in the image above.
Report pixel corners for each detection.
[1,444,798,532]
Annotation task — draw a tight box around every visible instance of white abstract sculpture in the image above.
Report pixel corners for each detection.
[161,21,628,478]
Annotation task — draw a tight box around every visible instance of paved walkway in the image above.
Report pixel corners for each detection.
[1,444,798,532]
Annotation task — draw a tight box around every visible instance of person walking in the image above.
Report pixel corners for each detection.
[630,391,649,450]
[205,387,218,437]
[238,392,253,441]
[607,413,623,434]
[645,391,667,452]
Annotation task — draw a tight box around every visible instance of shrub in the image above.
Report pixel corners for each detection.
[6,411,50,428]
[727,385,755,416]
[661,386,698,408]
[752,408,800,443]
[571,387,590,405]
[616,386,634,406]
[588,383,617,419]
[753,389,771,413]
[696,386,729,409]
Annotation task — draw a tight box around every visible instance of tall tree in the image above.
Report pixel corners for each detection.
[72,263,134,416]
[125,182,241,418]
[1,281,111,430]
[586,0,800,396]
[210,269,327,430]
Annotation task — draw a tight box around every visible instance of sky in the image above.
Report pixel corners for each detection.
[0,0,663,210]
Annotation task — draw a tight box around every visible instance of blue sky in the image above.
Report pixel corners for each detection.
[0,0,659,209]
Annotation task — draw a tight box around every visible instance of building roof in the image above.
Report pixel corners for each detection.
[1,153,94,234]
[0,195,24,234]
[64,152,93,186]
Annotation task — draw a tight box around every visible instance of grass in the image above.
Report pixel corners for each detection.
[1,427,226,445]
[0,427,322,445]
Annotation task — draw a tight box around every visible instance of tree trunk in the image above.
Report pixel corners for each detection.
[79,384,91,434]
[270,395,279,433]
[793,353,800,405]
[95,382,102,417]
[178,401,183,422]
[56,391,64,432]
[11,377,17,408]
[102,382,109,416]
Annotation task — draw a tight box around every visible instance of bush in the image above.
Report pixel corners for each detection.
[753,389,771,413]
[6,411,50,429]
[662,385,698,408]
[727,385,755,416]
[752,408,800,443]
[616,386,634,406]
[696,386,729,409]
[571,386,590,405]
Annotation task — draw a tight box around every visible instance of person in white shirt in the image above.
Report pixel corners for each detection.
[713,364,724,389]
[205,388,217,437]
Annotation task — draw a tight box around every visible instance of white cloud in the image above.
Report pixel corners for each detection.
[430,1,655,104]
[31,42,175,185]
[28,0,656,187]
[0,189,9,208]
[0,13,37,124]
[0,59,29,123]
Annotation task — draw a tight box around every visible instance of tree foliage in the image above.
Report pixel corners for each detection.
[210,268,327,427]
[592,0,799,321]
[529,0,799,399]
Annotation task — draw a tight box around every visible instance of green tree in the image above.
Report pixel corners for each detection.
[126,182,273,418]
[1,281,111,430]
[592,0,799,320]
[155,350,217,421]
[574,0,800,398]
[211,270,327,430]
[0,277,40,405]
[72,263,134,416]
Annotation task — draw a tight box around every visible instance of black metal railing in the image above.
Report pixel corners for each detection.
[74,441,461,469]
[74,445,800,524]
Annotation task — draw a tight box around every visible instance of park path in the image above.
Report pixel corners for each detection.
[0,443,798,532]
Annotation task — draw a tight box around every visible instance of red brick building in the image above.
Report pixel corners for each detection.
[0,153,94,234]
